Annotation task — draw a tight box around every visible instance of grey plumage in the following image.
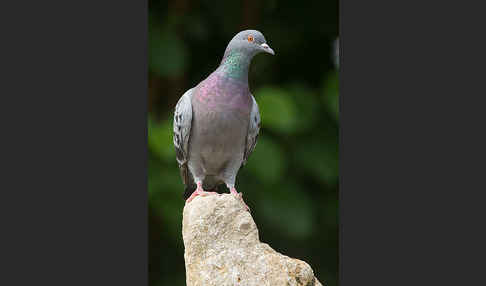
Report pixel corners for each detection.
[173,30,272,201]
[173,88,194,191]
[243,96,261,165]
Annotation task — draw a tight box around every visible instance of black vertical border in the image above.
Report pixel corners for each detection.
[341,0,486,285]
[1,1,148,285]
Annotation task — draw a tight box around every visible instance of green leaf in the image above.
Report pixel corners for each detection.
[148,155,184,239]
[258,181,315,239]
[294,136,339,186]
[287,83,322,132]
[255,87,298,134]
[245,135,286,184]
[148,117,175,162]
[148,157,181,197]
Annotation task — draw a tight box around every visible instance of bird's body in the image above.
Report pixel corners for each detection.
[188,70,252,190]
[173,30,274,209]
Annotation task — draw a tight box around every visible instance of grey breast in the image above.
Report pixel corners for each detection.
[188,88,251,181]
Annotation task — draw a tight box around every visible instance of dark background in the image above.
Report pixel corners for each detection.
[148,0,339,285]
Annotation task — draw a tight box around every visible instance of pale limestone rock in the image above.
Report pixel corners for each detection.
[182,194,323,286]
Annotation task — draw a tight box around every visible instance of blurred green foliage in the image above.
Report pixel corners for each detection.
[149,0,338,285]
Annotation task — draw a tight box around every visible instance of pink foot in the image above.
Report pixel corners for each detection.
[230,187,250,212]
[186,182,217,204]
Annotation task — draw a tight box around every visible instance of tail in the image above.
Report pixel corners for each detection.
[183,184,197,200]
[184,184,224,200]
[180,163,196,200]
[180,164,225,200]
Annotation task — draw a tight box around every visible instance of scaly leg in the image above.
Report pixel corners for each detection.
[185,181,217,204]
[229,186,250,212]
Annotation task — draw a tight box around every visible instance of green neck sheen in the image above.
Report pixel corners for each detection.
[219,52,251,80]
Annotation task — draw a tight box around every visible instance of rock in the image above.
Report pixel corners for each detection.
[182,194,323,286]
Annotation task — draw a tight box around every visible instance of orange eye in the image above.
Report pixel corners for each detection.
[247,35,254,42]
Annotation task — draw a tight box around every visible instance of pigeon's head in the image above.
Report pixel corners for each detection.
[223,30,275,58]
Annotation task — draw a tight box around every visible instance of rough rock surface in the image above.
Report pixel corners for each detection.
[182,194,323,286]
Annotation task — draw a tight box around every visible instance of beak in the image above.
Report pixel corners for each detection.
[260,43,275,55]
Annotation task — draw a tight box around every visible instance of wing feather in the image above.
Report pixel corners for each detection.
[173,88,194,187]
[243,95,261,165]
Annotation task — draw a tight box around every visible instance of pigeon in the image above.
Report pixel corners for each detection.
[173,30,274,210]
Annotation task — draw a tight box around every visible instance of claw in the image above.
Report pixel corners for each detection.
[230,187,250,212]
[185,182,217,204]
